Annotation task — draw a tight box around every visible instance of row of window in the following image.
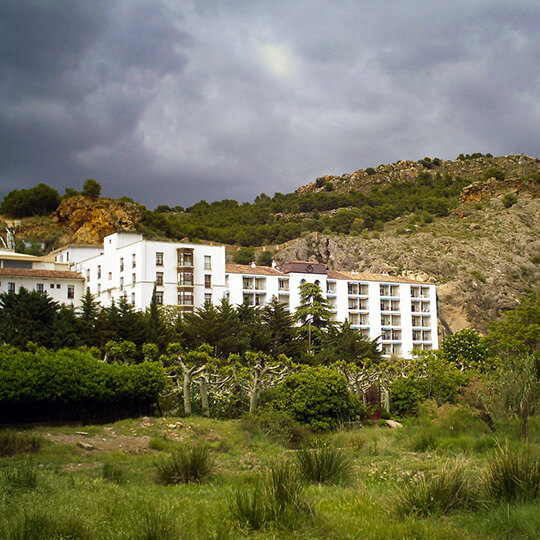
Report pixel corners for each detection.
[2,282,74,299]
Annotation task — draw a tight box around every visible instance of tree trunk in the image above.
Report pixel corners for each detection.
[183,370,192,416]
[199,376,210,417]
[249,375,260,413]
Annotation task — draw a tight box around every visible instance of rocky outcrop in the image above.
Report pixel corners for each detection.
[54,196,142,245]
[459,176,540,203]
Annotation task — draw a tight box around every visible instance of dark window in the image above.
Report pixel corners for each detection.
[156,252,164,266]
[8,282,16,293]
[67,285,74,299]
[156,272,163,286]
[155,291,163,305]
[204,274,212,288]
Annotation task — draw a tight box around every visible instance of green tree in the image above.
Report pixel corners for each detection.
[78,289,107,346]
[233,247,255,265]
[144,286,173,351]
[295,282,333,354]
[262,297,299,357]
[0,183,60,217]
[256,250,274,267]
[81,178,102,198]
[441,328,490,371]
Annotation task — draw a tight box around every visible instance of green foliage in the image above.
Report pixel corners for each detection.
[393,459,477,516]
[365,167,376,175]
[295,445,353,485]
[441,328,489,370]
[274,366,356,430]
[0,458,39,492]
[154,444,214,484]
[81,178,102,198]
[3,510,91,540]
[233,246,255,264]
[0,431,42,457]
[484,168,506,181]
[502,192,518,208]
[0,347,166,423]
[102,462,126,484]
[0,183,60,217]
[295,282,333,351]
[256,250,274,267]
[483,446,539,503]
[240,410,309,448]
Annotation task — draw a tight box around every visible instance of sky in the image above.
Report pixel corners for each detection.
[1,1,539,208]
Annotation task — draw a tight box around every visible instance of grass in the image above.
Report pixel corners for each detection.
[154,443,214,484]
[0,431,42,457]
[0,416,538,539]
[295,445,353,485]
[393,458,478,517]
[483,445,540,503]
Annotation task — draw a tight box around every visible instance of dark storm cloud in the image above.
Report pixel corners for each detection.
[0,1,538,208]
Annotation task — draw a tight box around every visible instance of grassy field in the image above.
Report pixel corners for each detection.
[0,411,538,539]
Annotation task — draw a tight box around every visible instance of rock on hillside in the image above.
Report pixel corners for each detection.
[297,154,539,195]
[276,189,540,335]
[55,196,142,245]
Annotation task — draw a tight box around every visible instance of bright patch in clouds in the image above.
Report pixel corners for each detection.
[261,43,294,77]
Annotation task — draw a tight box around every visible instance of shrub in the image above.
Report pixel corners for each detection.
[155,444,214,484]
[365,167,376,175]
[273,367,357,430]
[295,445,353,485]
[408,428,438,452]
[484,168,505,181]
[0,431,42,457]
[483,446,539,503]
[441,328,489,369]
[394,459,477,517]
[502,193,517,208]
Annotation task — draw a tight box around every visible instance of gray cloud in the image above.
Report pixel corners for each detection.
[1,0,538,208]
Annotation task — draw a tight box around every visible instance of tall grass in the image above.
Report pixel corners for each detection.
[483,446,540,503]
[228,461,310,530]
[154,444,214,484]
[1,510,90,539]
[0,459,39,492]
[102,462,126,484]
[0,431,42,457]
[394,458,477,517]
[131,505,179,540]
[295,445,353,485]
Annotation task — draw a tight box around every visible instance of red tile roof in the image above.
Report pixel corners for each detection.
[225,263,285,276]
[0,268,84,280]
[327,270,432,284]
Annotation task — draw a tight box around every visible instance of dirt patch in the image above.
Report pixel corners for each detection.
[43,429,153,454]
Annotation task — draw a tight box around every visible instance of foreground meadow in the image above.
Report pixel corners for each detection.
[1,410,538,539]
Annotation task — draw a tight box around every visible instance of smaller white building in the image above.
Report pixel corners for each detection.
[0,249,85,305]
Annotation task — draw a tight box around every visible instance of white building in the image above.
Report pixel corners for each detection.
[55,232,438,358]
[0,249,85,305]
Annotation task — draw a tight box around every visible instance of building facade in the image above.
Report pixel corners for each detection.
[56,232,438,358]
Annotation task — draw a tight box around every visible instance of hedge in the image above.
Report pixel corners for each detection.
[0,347,166,423]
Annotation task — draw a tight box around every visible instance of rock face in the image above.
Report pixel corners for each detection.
[55,196,142,245]
[275,192,540,336]
[459,176,540,203]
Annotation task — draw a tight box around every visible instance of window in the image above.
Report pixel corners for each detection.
[8,282,15,293]
[132,273,136,286]
[155,291,163,305]
[36,283,44,293]
[156,252,164,266]
[120,277,124,291]
[120,257,124,272]
[205,293,212,303]
[67,285,74,299]
[50,283,55,289]
[97,284,101,295]
[156,272,163,286]
[132,253,136,268]
[56,284,61,289]
[97,265,101,279]
[178,292,193,305]
[204,255,211,269]
[178,272,193,286]
[225,275,229,287]
[86,269,90,282]
[177,252,193,266]
[131,292,135,305]
[108,272,112,280]
[204,274,212,288]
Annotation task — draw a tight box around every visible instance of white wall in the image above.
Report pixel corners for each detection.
[0,276,84,306]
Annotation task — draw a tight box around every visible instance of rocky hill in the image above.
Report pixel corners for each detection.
[277,178,539,335]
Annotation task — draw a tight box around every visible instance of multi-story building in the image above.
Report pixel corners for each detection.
[0,249,85,305]
[57,232,438,358]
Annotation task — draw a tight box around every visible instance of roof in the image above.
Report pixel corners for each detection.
[0,268,84,280]
[226,263,285,276]
[48,244,102,254]
[0,250,41,261]
[327,270,432,284]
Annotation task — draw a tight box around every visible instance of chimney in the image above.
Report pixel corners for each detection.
[251,261,256,268]
[271,261,276,269]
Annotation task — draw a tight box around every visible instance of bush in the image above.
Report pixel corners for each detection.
[0,431,42,457]
[233,246,255,265]
[0,183,61,217]
[484,168,505,181]
[295,445,353,485]
[394,459,477,516]
[483,446,539,503]
[273,367,357,430]
[408,428,438,452]
[365,167,376,175]
[154,444,214,484]
[502,193,517,208]
[240,410,310,448]
[0,348,166,423]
